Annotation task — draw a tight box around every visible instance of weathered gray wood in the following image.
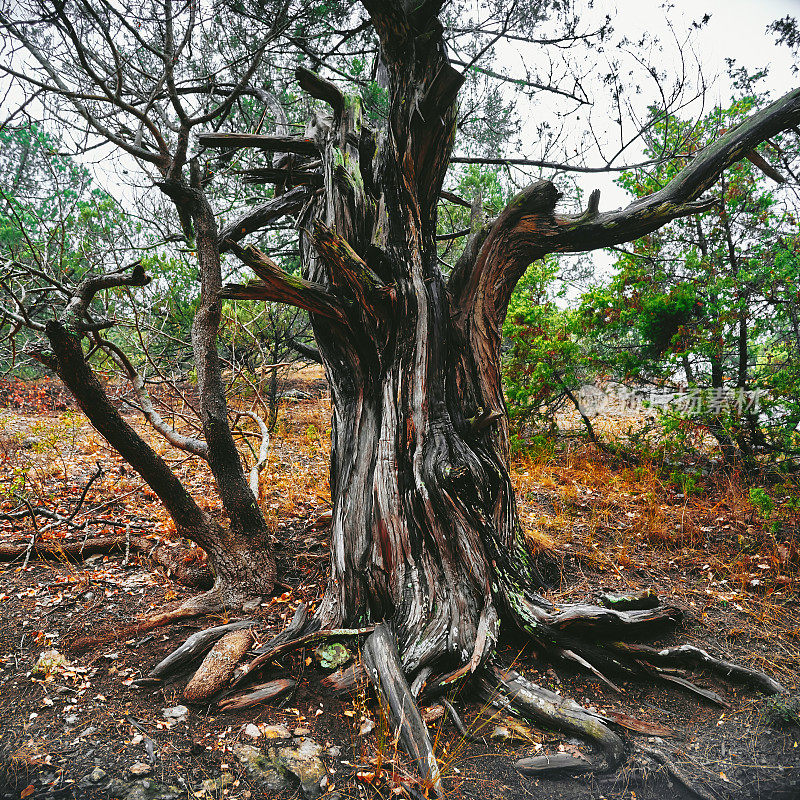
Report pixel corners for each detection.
[252,602,309,655]
[218,186,308,251]
[482,664,624,772]
[516,754,594,775]
[233,624,373,687]
[320,662,366,695]
[649,670,731,708]
[217,679,296,711]
[144,620,256,682]
[363,624,444,798]
[614,642,786,695]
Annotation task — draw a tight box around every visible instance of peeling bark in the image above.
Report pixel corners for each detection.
[184,628,254,701]
[194,1,799,786]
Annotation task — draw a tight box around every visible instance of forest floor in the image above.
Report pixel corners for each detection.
[1,372,799,800]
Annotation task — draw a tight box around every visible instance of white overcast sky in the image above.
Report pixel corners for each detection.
[572,0,795,205]
[602,0,796,99]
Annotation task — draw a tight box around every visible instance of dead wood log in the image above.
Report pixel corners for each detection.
[139,620,257,683]
[0,535,214,590]
[217,678,297,711]
[184,628,254,702]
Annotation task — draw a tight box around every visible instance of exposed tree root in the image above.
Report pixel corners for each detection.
[0,535,213,590]
[233,623,374,687]
[599,588,660,610]
[135,619,257,683]
[637,745,719,800]
[217,678,297,711]
[321,662,367,695]
[515,753,595,775]
[363,624,445,799]
[105,576,785,793]
[644,668,731,707]
[441,699,485,743]
[611,642,786,694]
[251,602,309,654]
[481,663,625,773]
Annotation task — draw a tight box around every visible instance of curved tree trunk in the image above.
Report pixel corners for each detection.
[290,31,577,684]
[40,279,275,610]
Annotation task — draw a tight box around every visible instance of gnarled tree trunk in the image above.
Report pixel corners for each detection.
[217,5,800,678]
[212,5,797,780]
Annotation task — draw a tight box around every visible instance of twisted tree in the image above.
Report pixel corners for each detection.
[2,0,798,790]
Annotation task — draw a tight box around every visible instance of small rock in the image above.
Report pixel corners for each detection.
[162,704,188,722]
[32,649,69,677]
[64,714,79,725]
[196,772,235,796]
[124,779,183,800]
[327,746,341,758]
[241,597,263,613]
[274,738,328,800]
[294,727,311,737]
[233,743,290,794]
[359,719,375,736]
[87,767,107,783]
[129,762,152,776]
[76,725,97,740]
[262,724,292,739]
[243,723,262,739]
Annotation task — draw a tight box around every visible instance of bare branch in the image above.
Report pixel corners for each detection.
[64,261,150,330]
[222,239,349,325]
[217,186,309,251]
[240,411,270,500]
[454,85,800,318]
[296,66,344,117]
[97,336,209,458]
[199,132,318,156]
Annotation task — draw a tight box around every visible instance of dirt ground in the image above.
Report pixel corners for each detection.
[1,375,799,800]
